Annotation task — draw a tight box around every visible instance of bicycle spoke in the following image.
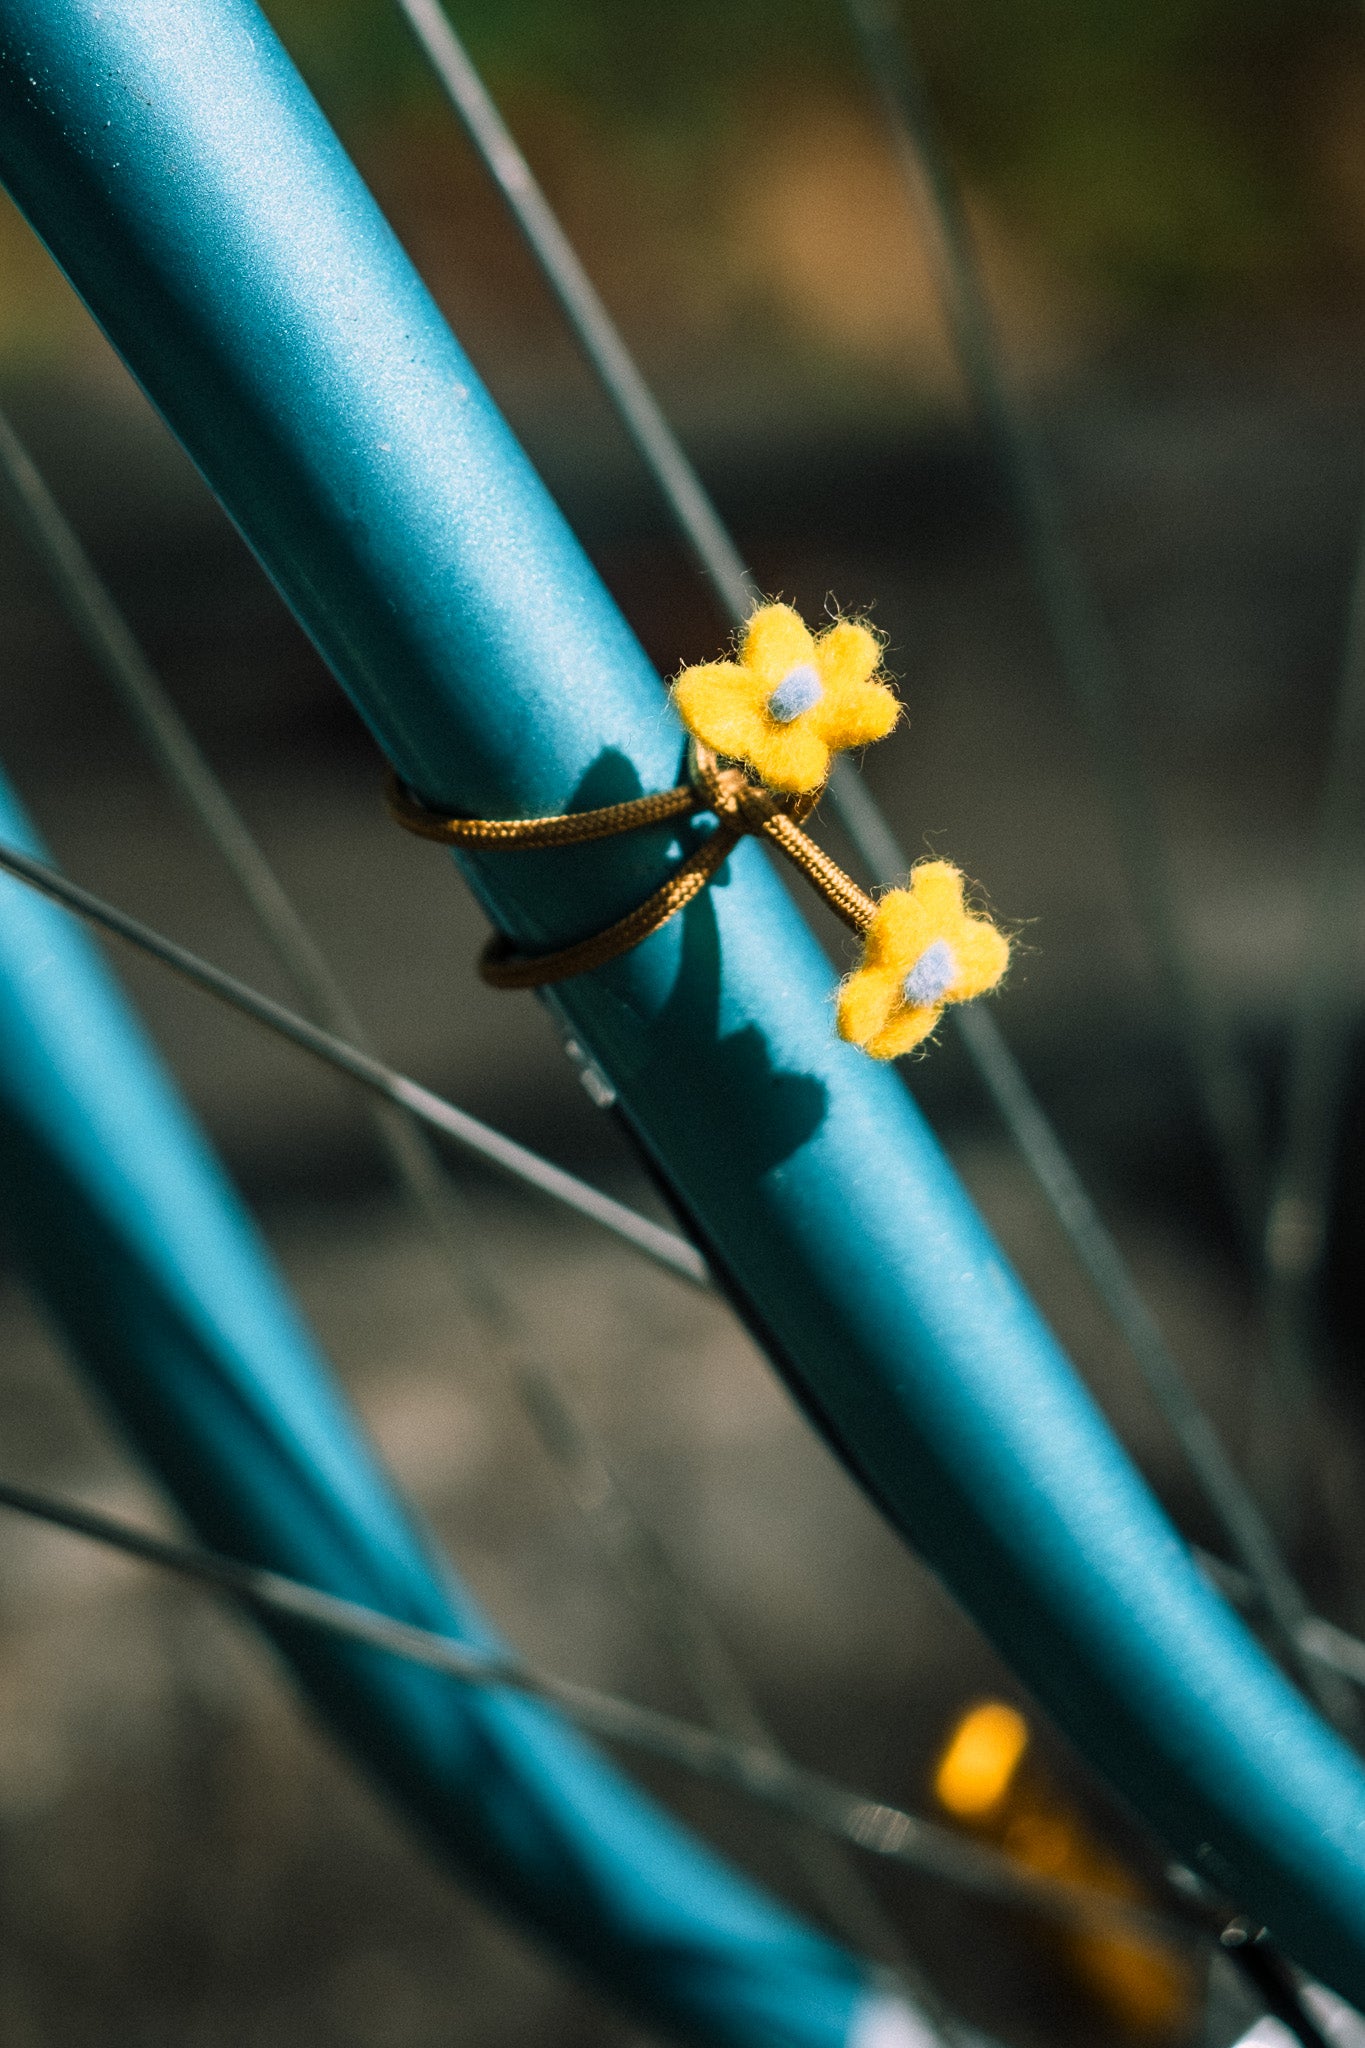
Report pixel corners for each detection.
[1198,1549,1365,1693]
[954,1003,1358,1732]
[0,835,709,1282]
[840,0,1265,1248]
[0,1470,1202,1950]
[1259,489,1365,1532]
[4,1476,1346,2048]
[830,0,1361,1712]
[388,0,1333,1725]
[13,1461,1355,2046]
[8,5,1365,2002]
[0,405,374,1038]
[392,0,758,626]
[0,406,929,1978]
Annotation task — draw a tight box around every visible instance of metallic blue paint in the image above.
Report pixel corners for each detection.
[0,772,882,2043]
[2,0,1365,2002]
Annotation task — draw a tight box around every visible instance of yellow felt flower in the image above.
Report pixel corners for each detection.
[672,603,899,794]
[837,861,1009,1059]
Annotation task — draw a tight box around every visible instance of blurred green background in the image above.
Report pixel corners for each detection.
[8,0,1365,386]
[3,6,1365,2044]
[266,0,1365,310]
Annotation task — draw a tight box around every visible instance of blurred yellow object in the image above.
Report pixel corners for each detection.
[933,1701,1194,2037]
[933,1700,1030,1817]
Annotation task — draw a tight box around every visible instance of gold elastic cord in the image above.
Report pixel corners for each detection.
[386,746,876,989]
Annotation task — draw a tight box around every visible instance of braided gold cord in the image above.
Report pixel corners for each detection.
[387,770,700,848]
[759,814,877,935]
[479,829,740,987]
[388,745,874,987]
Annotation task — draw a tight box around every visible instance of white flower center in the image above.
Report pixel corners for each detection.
[902,938,957,1008]
[766,661,823,723]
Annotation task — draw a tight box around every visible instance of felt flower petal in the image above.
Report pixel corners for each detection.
[813,622,898,749]
[818,614,879,688]
[906,861,967,926]
[743,604,815,690]
[749,723,832,794]
[861,883,937,969]
[865,1003,943,1061]
[815,618,880,693]
[837,860,1008,1060]
[818,675,900,751]
[673,660,768,759]
[672,603,901,793]
[835,961,901,1047]
[949,917,1011,1000]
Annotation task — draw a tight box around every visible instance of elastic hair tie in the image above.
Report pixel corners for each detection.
[387,602,1012,1058]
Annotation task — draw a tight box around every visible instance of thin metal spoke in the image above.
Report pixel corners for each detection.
[0,1469,1202,1950]
[403,0,1267,1260]
[0,406,922,1977]
[509,1370,927,1980]
[384,0,1333,1724]
[837,0,1361,1731]
[0,47,1343,2022]
[393,0,758,625]
[1196,1547,1365,1693]
[0,29,1345,2038]
[1259,488,1365,1525]
[1278,509,1365,1267]
[0,835,709,1284]
[952,1002,1358,1732]
[821,774,1348,1721]
[840,0,1266,1249]
[0,406,367,1038]
[12,1464,1354,2047]
[0,403,507,1364]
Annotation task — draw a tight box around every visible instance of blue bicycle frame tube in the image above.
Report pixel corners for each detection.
[3,0,1365,2001]
[0,773,910,2047]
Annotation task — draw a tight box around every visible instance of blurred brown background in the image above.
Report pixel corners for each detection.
[2,0,1365,2041]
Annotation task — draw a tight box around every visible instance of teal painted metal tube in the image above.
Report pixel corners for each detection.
[0,773,902,2046]
[2,0,1364,2001]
